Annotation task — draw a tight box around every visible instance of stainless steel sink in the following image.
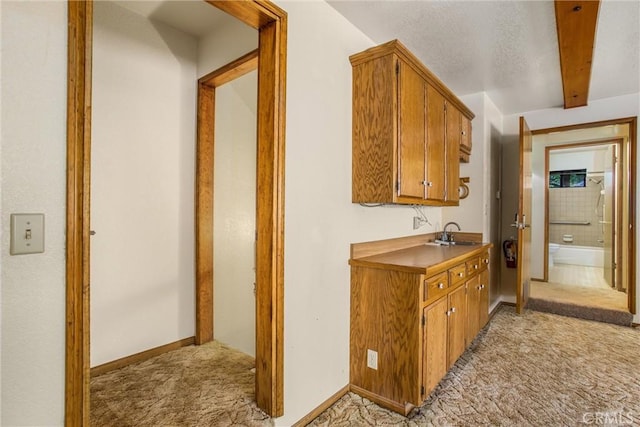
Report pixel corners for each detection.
[451,241,479,246]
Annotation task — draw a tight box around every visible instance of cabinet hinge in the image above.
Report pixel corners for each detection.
[421,385,425,396]
[421,315,426,326]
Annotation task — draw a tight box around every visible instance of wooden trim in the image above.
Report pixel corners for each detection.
[65,2,92,426]
[532,117,638,135]
[196,82,215,345]
[199,49,258,87]
[554,0,600,109]
[195,1,287,417]
[66,0,287,422]
[207,0,285,29]
[532,117,637,316]
[254,15,287,416]
[291,385,350,427]
[90,337,195,377]
[628,118,637,314]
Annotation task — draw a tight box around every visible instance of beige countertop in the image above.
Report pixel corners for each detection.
[349,242,492,276]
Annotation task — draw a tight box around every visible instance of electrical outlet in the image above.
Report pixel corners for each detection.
[413,216,422,230]
[367,349,378,370]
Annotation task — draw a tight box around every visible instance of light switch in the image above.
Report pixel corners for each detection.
[10,213,45,255]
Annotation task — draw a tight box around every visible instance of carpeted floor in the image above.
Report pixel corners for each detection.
[90,341,272,426]
[91,307,640,426]
[310,307,640,426]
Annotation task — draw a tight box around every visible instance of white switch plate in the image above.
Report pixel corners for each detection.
[10,214,45,255]
[367,349,378,370]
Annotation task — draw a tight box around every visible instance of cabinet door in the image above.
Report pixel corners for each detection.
[423,297,448,397]
[478,269,489,329]
[425,85,446,202]
[397,60,426,200]
[460,115,472,161]
[466,274,480,344]
[445,103,460,204]
[447,284,467,368]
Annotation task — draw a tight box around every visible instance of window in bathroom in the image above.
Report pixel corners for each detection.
[549,169,587,188]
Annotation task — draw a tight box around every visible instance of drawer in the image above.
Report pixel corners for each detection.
[466,256,481,276]
[424,271,449,301]
[480,251,490,271]
[449,263,466,285]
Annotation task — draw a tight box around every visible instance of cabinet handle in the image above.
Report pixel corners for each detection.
[480,284,485,289]
[446,310,451,316]
[438,283,444,289]
[450,307,456,313]
[425,181,433,187]
[484,259,490,264]
[474,264,478,269]
[461,131,466,136]
[458,272,464,277]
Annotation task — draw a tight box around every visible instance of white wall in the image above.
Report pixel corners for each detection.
[1,1,67,424]
[276,1,443,424]
[197,18,257,77]
[90,1,198,366]
[443,92,503,237]
[213,71,258,357]
[501,93,640,321]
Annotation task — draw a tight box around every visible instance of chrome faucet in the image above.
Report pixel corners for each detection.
[441,222,461,242]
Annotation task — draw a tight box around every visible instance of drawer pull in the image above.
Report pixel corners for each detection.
[480,284,485,289]
[474,264,479,269]
[446,310,451,316]
[458,272,464,277]
[438,283,445,289]
[450,307,456,313]
[484,259,490,264]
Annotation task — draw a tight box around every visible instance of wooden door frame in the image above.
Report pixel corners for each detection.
[542,139,623,284]
[532,117,637,314]
[65,1,287,425]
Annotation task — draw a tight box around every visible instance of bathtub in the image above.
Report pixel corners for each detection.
[552,244,604,268]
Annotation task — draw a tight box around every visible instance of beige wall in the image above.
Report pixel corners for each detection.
[1,1,68,424]
[213,71,258,357]
[90,1,198,366]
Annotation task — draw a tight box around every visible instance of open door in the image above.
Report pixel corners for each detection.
[516,117,532,314]
[602,144,615,288]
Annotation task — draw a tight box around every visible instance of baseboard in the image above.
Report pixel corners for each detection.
[489,301,515,320]
[292,384,350,427]
[90,336,196,377]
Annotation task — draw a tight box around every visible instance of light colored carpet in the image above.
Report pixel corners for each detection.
[310,306,640,426]
[90,340,272,426]
[91,307,640,426]
[531,279,627,312]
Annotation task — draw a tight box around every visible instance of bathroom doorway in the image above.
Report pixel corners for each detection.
[527,119,635,318]
[542,141,626,311]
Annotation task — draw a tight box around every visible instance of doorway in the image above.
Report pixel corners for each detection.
[520,118,636,319]
[538,140,627,312]
[65,1,287,424]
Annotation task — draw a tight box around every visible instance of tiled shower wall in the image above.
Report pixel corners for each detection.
[549,179,604,247]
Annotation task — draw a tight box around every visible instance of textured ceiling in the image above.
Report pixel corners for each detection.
[328,0,640,115]
[111,1,639,115]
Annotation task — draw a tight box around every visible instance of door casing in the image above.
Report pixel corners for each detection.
[65,1,287,425]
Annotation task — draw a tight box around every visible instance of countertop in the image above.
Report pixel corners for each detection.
[349,242,492,276]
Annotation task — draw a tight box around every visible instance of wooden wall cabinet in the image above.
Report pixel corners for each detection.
[350,241,491,415]
[350,40,474,206]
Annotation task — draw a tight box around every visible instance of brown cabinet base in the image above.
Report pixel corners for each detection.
[350,238,491,415]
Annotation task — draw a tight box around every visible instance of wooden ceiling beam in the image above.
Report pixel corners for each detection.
[554,0,600,109]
